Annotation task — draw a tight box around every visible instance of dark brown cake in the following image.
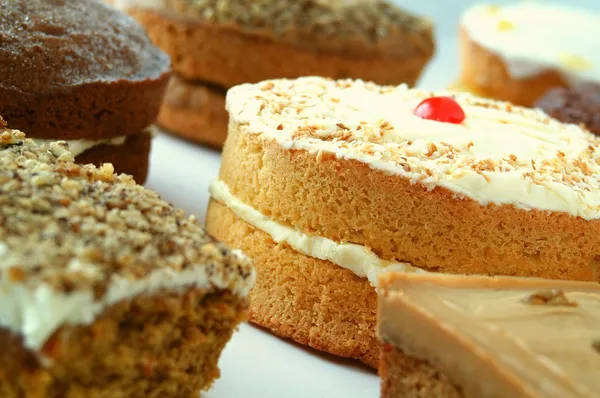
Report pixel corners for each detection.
[535,85,600,135]
[0,0,171,183]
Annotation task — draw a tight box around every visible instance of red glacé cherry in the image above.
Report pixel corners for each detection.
[413,96,466,124]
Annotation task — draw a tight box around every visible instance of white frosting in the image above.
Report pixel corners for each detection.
[32,136,127,157]
[209,179,423,287]
[461,3,600,83]
[0,249,255,352]
[226,77,600,220]
[113,0,168,11]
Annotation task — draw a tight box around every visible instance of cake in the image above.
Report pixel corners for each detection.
[206,76,600,368]
[0,0,171,184]
[378,272,600,398]
[0,117,255,397]
[457,3,600,107]
[536,84,600,136]
[112,0,434,148]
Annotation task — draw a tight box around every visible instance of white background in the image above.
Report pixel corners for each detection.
[142,1,599,397]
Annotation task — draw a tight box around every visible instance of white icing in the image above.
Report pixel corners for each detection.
[226,77,600,220]
[209,179,424,287]
[461,3,600,83]
[113,0,168,11]
[32,136,127,157]
[0,249,255,352]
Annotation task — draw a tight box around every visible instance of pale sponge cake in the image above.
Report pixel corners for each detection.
[378,272,600,398]
[206,76,600,368]
[458,3,600,107]
[0,119,255,398]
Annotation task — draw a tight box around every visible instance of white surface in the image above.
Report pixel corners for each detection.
[142,1,600,397]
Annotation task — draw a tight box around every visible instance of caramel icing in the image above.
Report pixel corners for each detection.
[378,273,600,398]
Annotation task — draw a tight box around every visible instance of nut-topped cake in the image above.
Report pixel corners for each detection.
[0,0,171,183]
[112,0,434,147]
[378,272,600,398]
[206,76,600,368]
[0,117,255,397]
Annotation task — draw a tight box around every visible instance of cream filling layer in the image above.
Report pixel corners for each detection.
[32,136,127,157]
[0,245,254,353]
[461,3,600,83]
[209,179,424,287]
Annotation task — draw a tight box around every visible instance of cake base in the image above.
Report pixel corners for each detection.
[206,200,379,368]
[74,131,151,184]
[0,288,247,398]
[127,9,430,88]
[380,343,463,398]
[157,75,228,148]
[458,28,567,107]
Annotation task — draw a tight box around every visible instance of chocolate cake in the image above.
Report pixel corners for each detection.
[0,0,171,183]
[535,85,600,136]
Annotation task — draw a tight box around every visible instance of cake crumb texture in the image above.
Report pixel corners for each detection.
[206,199,379,368]
[0,287,247,398]
[380,343,463,398]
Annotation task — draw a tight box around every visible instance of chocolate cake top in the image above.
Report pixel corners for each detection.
[535,85,600,136]
[0,0,171,95]
[0,117,253,296]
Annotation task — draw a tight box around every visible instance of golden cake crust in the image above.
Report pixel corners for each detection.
[216,123,600,282]
[126,6,433,88]
[157,76,228,148]
[206,200,379,368]
[458,28,566,107]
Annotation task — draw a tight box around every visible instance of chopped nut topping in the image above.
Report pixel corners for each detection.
[0,127,253,294]
[229,77,600,213]
[522,289,579,307]
[174,0,433,46]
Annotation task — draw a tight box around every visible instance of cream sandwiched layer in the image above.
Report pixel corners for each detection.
[32,136,128,158]
[209,179,424,286]
[227,77,600,220]
[0,243,255,353]
[461,3,600,84]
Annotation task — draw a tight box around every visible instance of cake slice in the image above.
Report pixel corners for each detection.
[0,118,255,398]
[378,272,600,398]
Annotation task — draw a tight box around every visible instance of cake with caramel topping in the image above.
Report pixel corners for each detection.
[378,272,600,397]
[0,118,255,398]
[206,76,600,368]
[111,0,434,148]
